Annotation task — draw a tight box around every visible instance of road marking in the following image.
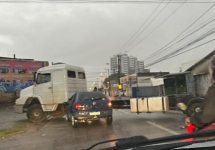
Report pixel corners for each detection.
[146,121,179,135]
[117,109,180,135]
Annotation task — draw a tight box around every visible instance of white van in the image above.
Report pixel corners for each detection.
[14,64,87,122]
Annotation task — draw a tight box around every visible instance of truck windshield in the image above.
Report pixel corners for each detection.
[36,73,51,84]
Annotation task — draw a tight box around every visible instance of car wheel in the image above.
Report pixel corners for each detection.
[71,115,78,127]
[66,112,71,122]
[106,116,113,125]
[27,104,46,123]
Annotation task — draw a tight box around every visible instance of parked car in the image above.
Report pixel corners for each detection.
[65,91,113,127]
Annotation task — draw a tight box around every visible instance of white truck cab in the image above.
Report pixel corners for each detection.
[14,64,87,122]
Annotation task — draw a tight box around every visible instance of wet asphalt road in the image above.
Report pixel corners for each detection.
[0,110,186,150]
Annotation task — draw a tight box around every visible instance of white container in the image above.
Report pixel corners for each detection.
[130,97,169,113]
[130,98,145,113]
[146,97,169,112]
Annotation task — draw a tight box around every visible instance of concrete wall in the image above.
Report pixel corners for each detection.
[194,74,210,96]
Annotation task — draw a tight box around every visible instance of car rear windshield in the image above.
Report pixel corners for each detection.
[78,92,106,101]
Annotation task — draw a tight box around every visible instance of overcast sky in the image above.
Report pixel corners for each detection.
[0,1,215,87]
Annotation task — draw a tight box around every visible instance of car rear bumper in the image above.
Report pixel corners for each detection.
[73,109,112,121]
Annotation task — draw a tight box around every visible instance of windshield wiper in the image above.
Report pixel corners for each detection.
[84,129,215,150]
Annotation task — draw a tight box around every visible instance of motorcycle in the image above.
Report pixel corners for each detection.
[178,102,215,142]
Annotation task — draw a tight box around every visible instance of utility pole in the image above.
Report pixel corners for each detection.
[117,54,121,84]
[117,54,123,96]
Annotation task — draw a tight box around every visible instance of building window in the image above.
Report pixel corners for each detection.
[36,73,51,84]
[0,67,9,73]
[15,68,26,74]
[78,72,86,79]
[19,68,26,74]
[68,71,76,78]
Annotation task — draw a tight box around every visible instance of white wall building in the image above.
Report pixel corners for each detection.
[137,60,145,73]
[110,55,118,74]
[110,53,147,75]
[129,56,138,74]
[120,54,129,74]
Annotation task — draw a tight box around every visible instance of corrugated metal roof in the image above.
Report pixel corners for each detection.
[137,72,169,77]
[162,71,191,78]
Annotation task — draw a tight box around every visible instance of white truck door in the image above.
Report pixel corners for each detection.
[52,70,67,103]
[34,72,53,104]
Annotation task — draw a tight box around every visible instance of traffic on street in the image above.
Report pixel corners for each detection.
[1,0,215,149]
[0,109,185,150]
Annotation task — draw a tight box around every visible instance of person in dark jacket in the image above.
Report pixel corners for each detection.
[190,56,215,129]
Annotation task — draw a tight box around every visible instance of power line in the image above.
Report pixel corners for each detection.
[148,39,215,67]
[145,28,215,67]
[168,39,215,59]
[160,17,215,51]
[154,28,215,62]
[147,39,215,67]
[0,0,215,4]
[127,0,186,52]
[118,0,165,52]
[145,16,215,63]
[122,1,171,52]
[144,3,215,61]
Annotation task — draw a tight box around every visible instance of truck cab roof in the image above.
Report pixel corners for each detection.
[37,64,85,72]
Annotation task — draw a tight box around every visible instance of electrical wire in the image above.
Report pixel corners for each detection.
[145,16,215,63]
[118,0,165,52]
[143,3,215,61]
[145,28,215,67]
[150,28,215,64]
[126,0,186,52]
[167,38,215,59]
[0,0,215,4]
[119,0,170,52]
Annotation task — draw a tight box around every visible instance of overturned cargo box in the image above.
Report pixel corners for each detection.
[130,97,169,113]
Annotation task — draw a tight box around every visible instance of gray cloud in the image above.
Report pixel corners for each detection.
[0,2,214,84]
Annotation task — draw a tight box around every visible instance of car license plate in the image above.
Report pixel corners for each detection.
[90,112,100,116]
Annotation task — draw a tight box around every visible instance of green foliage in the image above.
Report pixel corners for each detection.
[0,123,25,139]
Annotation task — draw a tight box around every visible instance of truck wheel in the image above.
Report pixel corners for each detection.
[71,116,78,127]
[106,116,113,125]
[27,104,46,123]
[187,102,203,117]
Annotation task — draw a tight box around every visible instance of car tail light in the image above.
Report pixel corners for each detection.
[75,102,81,110]
[108,101,112,108]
